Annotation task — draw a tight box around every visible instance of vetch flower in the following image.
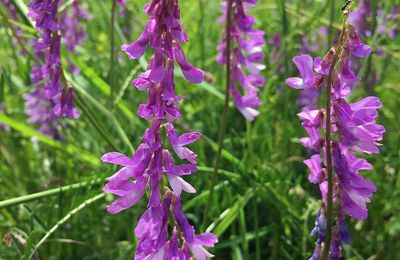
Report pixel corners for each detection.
[101,0,217,257]
[217,0,266,121]
[26,0,80,138]
[286,8,384,259]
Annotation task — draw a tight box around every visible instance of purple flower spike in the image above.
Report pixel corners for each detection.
[26,0,80,138]
[286,8,384,258]
[102,0,217,256]
[217,0,266,121]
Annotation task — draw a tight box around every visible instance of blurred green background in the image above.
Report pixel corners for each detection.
[0,0,399,259]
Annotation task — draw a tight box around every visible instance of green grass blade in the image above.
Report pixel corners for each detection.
[0,113,100,166]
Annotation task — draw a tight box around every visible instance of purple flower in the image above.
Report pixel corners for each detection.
[23,84,62,139]
[166,123,201,164]
[53,87,80,119]
[286,55,324,90]
[135,192,171,259]
[304,154,324,184]
[172,195,218,259]
[332,143,376,220]
[334,98,385,154]
[347,25,372,58]
[163,150,197,196]
[217,0,266,121]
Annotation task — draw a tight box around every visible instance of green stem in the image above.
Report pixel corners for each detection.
[199,0,205,68]
[27,193,105,259]
[0,179,103,209]
[0,6,35,60]
[201,0,234,230]
[109,0,118,111]
[328,0,335,44]
[321,21,347,260]
[74,94,120,151]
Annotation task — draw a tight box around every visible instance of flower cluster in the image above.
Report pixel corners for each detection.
[25,0,80,138]
[286,15,385,259]
[60,0,91,74]
[216,0,266,121]
[101,0,217,258]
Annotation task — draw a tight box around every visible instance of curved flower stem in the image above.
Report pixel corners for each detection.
[109,0,118,111]
[201,0,234,230]
[28,193,105,260]
[321,20,347,260]
[0,178,103,209]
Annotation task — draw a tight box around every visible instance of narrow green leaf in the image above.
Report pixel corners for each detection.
[0,113,100,166]
[207,188,254,236]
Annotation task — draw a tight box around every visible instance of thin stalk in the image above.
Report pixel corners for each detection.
[0,6,34,59]
[28,193,105,259]
[328,0,335,44]
[201,0,234,230]
[199,0,205,68]
[109,0,118,111]
[74,94,120,151]
[60,70,120,151]
[321,22,347,260]
[0,179,103,209]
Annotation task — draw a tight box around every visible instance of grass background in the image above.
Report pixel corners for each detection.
[0,0,399,259]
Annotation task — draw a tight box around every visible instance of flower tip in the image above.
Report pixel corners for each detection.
[121,43,144,60]
[183,67,204,84]
[285,77,304,89]
[106,205,121,215]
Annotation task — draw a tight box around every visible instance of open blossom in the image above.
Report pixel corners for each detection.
[26,0,80,138]
[101,0,217,258]
[216,0,266,121]
[287,17,384,259]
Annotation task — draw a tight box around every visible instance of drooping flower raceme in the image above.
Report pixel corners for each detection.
[101,0,217,258]
[25,0,80,138]
[286,12,384,259]
[216,0,266,121]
